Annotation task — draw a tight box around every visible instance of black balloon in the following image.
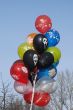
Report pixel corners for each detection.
[33,34,48,54]
[23,49,38,71]
[28,72,37,85]
[37,52,54,69]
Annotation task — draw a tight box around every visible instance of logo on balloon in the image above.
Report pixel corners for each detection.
[33,54,38,66]
[43,38,48,49]
[21,67,28,74]
[12,74,19,80]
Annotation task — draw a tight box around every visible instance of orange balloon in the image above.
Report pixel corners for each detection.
[27,33,37,46]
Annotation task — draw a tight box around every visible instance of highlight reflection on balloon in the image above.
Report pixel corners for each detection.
[35,77,57,94]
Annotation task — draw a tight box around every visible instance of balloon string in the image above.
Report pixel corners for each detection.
[30,74,37,110]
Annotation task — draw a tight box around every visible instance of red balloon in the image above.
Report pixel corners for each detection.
[35,15,52,34]
[10,60,29,84]
[23,91,32,104]
[34,91,51,107]
[24,91,51,106]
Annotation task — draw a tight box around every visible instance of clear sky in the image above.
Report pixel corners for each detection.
[0,0,73,84]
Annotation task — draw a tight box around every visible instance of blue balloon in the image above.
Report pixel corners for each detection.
[37,66,57,80]
[45,29,60,47]
[53,61,59,67]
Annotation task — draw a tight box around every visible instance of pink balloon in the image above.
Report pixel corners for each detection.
[14,81,32,94]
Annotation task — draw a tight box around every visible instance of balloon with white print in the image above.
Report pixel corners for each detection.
[33,34,48,54]
[10,60,29,84]
[23,49,38,71]
[35,15,52,34]
[45,29,60,47]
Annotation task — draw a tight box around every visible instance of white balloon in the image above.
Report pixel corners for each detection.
[14,81,32,94]
[35,77,57,94]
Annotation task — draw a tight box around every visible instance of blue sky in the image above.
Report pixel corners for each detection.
[0,0,73,84]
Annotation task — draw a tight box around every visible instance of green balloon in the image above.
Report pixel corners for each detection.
[46,47,61,63]
[18,42,34,59]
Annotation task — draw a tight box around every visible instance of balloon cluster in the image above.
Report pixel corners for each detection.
[10,15,61,107]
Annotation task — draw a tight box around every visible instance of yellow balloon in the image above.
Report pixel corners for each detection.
[18,42,34,59]
[46,47,61,63]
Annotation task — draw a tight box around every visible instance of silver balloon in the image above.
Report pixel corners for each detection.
[35,77,57,94]
[14,81,32,94]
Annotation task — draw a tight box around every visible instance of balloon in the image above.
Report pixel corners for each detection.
[35,77,57,94]
[10,60,28,83]
[35,15,52,34]
[27,33,37,46]
[45,29,60,47]
[24,91,51,106]
[23,49,38,71]
[46,47,61,63]
[14,81,32,94]
[37,52,54,69]
[23,91,32,104]
[33,34,48,54]
[18,42,33,59]
[37,66,57,80]
[34,91,51,107]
